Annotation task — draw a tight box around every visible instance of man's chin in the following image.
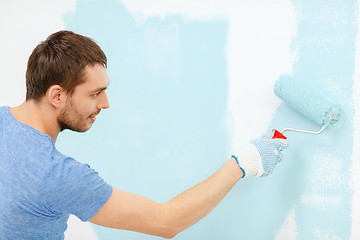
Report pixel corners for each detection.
[59,123,92,133]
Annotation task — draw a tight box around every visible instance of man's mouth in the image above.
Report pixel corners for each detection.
[89,112,100,122]
[89,116,96,122]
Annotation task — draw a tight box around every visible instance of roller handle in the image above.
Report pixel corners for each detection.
[273,129,287,139]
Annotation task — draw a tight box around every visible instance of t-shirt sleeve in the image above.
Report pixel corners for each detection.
[48,157,113,222]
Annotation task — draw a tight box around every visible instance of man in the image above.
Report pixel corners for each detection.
[0,30,288,239]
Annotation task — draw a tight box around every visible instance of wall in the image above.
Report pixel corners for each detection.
[0,0,359,239]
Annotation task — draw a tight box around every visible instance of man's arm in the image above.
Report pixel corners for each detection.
[89,132,288,238]
[90,157,242,239]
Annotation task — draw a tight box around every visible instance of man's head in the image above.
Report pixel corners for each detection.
[57,64,110,132]
[26,31,110,133]
[26,30,107,100]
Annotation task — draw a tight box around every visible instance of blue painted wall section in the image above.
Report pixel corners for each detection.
[56,0,359,239]
[59,0,230,239]
[223,1,357,239]
[270,0,357,239]
[288,0,357,238]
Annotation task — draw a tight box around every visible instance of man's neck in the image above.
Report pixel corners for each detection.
[9,100,60,143]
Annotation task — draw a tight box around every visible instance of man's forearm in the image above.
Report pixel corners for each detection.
[90,157,243,239]
[163,157,243,235]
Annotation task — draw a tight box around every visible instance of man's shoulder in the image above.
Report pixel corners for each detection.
[51,149,91,173]
[53,149,68,161]
[0,106,9,123]
[52,149,79,165]
[0,106,8,111]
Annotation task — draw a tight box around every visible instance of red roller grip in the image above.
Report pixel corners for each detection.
[273,129,287,139]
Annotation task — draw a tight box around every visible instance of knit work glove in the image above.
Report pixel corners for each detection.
[233,129,289,178]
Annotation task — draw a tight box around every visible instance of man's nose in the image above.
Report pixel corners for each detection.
[97,91,110,109]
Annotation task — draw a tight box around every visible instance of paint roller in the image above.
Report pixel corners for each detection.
[272,75,341,139]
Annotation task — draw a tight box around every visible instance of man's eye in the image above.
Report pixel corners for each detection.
[94,91,101,97]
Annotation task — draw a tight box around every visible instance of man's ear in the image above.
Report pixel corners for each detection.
[46,85,66,107]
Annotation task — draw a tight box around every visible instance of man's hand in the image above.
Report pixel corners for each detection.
[233,129,289,178]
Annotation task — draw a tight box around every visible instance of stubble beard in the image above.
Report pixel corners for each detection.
[57,98,92,133]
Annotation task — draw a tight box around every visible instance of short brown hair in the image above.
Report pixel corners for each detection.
[26,30,107,100]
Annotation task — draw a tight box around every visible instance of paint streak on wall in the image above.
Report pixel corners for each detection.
[60,0,229,239]
[270,0,358,239]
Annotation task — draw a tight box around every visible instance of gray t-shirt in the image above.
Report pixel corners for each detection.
[0,106,113,239]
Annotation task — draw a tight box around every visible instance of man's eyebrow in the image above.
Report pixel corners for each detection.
[91,86,107,93]
[91,82,110,93]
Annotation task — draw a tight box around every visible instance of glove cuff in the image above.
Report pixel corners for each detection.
[233,143,265,178]
[231,155,246,178]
